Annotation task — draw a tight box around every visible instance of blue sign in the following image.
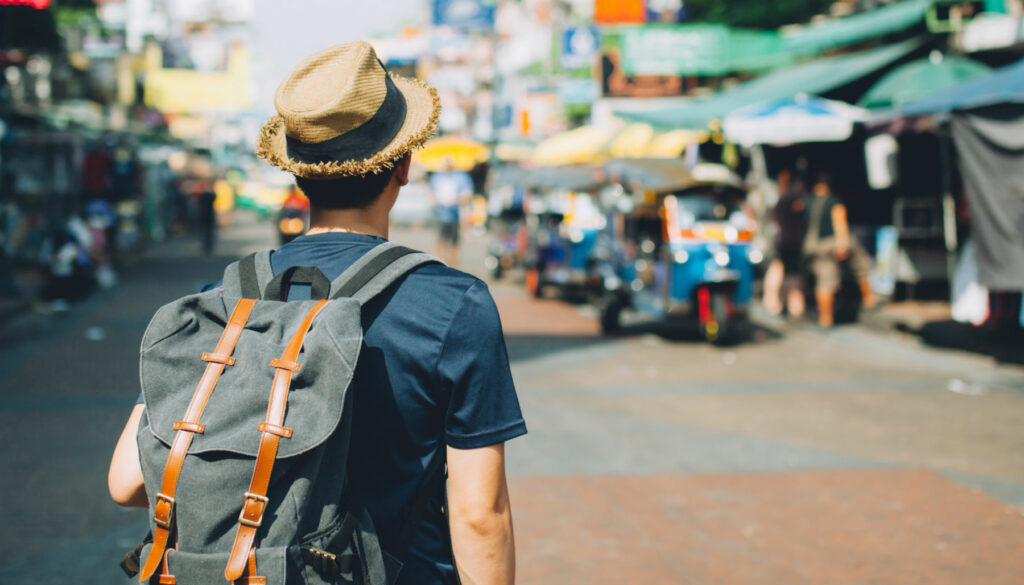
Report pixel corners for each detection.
[557,79,600,105]
[562,26,600,69]
[432,0,496,30]
[645,0,688,23]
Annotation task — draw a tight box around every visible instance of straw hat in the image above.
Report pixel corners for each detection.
[256,41,440,178]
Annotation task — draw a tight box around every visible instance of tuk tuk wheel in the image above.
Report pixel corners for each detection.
[600,296,627,336]
[525,268,543,298]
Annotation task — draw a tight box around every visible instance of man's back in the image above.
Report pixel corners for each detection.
[270,232,525,585]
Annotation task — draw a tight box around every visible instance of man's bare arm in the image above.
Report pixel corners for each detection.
[447,443,515,585]
[108,404,148,508]
[832,203,851,259]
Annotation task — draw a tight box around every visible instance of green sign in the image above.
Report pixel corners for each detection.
[612,24,791,77]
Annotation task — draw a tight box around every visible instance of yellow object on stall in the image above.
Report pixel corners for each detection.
[413,135,490,171]
[608,123,657,159]
[531,125,619,166]
[647,129,709,158]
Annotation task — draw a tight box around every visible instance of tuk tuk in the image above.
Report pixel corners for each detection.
[593,162,757,344]
[522,166,606,298]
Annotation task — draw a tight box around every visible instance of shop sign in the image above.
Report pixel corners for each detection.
[562,26,600,69]
[618,24,788,76]
[620,25,726,76]
[645,0,688,23]
[432,0,497,31]
[558,78,600,105]
[0,0,50,8]
[594,0,645,24]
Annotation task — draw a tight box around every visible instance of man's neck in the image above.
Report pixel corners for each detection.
[307,207,389,239]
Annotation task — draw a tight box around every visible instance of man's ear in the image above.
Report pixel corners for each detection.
[393,154,412,187]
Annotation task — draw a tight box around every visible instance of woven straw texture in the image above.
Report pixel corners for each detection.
[257,41,440,178]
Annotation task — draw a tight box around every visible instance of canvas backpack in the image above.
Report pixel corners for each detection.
[127,242,442,585]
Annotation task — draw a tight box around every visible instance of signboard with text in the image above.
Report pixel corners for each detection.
[432,0,496,30]
[594,0,645,24]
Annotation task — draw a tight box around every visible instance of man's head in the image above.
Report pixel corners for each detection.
[294,153,411,211]
[256,41,438,208]
[813,172,832,196]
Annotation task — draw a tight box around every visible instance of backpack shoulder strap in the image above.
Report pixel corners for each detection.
[329,242,441,304]
[222,249,274,299]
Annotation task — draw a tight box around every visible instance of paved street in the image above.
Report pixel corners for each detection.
[1,213,1023,585]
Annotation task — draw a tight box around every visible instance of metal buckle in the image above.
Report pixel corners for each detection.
[238,492,269,528]
[153,493,175,529]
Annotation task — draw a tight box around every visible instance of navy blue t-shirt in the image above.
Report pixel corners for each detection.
[140,232,526,585]
[269,233,526,584]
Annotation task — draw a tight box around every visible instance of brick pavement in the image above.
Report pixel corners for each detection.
[494,269,1024,584]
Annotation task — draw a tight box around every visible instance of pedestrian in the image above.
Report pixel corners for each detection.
[803,173,876,328]
[429,156,473,267]
[762,169,807,318]
[108,41,525,585]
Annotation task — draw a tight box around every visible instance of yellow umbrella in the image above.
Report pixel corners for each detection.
[531,125,619,166]
[413,135,490,171]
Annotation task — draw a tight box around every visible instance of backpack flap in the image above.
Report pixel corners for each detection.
[139,292,363,459]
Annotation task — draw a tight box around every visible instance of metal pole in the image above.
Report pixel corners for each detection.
[939,125,958,302]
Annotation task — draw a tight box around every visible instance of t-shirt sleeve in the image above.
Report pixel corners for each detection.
[438,280,526,449]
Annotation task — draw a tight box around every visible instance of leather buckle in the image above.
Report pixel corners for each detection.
[153,493,175,529]
[238,492,269,528]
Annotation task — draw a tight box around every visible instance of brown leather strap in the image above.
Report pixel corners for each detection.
[224,299,329,581]
[139,298,257,582]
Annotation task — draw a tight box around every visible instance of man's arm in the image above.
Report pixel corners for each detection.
[832,203,850,259]
[447,443,515,585]
[109,404,148,508]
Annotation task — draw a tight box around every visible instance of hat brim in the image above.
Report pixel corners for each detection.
[256,74,440,179]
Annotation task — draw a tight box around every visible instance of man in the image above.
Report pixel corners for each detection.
[762,169,807,318]
[429,157,473,267]
[803,174,876,328]
[109,41,525,585]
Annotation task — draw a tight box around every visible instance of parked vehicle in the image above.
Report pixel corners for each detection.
[594,163,758,344]
[522,166,605,299]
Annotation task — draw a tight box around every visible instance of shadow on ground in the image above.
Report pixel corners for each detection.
[614,315,784,347]
[918,320,1024,366]
[505,334,611,362]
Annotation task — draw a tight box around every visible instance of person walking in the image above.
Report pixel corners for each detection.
[803,174,876,328]
[429,157,473,267]
[109,41,525,585]
[762,169,807,318]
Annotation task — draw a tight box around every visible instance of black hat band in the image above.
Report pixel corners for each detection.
[285,74,408,168]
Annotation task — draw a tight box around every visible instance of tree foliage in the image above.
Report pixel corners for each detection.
[684,0,835,29]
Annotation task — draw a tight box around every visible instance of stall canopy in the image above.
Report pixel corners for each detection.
[952,106,1024,290]
[723,95,868,146]
[860,54,991,110]
[604,158,693,193]
[782,0,933,56]
[885,57,1024,117]
[617,39,921,130]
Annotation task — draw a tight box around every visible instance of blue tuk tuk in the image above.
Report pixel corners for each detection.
[522,166,606,299]
[593,162,758,344]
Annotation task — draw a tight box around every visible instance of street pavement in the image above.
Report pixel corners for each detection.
[1,212,1023,585]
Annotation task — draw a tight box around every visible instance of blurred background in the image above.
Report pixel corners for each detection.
[1,0,1023,583]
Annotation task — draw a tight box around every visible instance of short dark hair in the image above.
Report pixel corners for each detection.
[294,166,397,210]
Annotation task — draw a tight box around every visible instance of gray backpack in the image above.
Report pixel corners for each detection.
[128,243,441,585]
